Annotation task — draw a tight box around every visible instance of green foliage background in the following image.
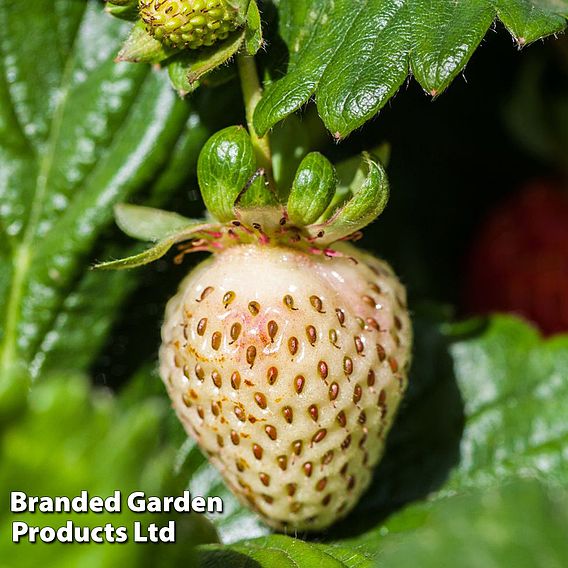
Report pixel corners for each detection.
[0,0,567,566]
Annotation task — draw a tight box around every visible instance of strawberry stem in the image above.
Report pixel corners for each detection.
[236,53,274,188]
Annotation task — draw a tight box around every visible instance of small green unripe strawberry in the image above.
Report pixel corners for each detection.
[139,0,240,49]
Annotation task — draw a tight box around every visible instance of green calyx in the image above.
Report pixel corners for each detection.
[287,152,337,226]
[197,125,277,222]
[95,126,390,271]
[107,0,261,95]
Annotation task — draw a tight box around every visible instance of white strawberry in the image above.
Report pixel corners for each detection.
[97,126,412,531]
[160,242,410,530]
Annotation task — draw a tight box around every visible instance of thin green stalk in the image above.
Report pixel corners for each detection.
[236,53,273,184]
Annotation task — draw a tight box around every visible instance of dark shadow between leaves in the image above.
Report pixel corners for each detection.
[257,1,289,82]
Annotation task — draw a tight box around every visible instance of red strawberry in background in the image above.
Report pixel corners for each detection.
[465,180,568,336]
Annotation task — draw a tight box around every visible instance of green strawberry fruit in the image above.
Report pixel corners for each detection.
[139,0,240,49]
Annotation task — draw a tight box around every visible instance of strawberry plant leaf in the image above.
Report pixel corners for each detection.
[32,113,213,377]
[447,315,568,489]
[254,0,568,137]
[200,534,374,567]
[376,480,568,566]
[199,478,568,568]
[198,483,567,566]
[30,259,138,375]
[496,0,568,42]
[0,0,214,379]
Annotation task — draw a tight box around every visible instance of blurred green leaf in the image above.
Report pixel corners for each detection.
[270,108,329,199]
[255,0,568,137]
[0,0,212,380]
[378,480,568,567]
[0,372,218,567]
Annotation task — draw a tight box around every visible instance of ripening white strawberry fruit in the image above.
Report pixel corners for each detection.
[160,243,410,530]
[98,126,412,531]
